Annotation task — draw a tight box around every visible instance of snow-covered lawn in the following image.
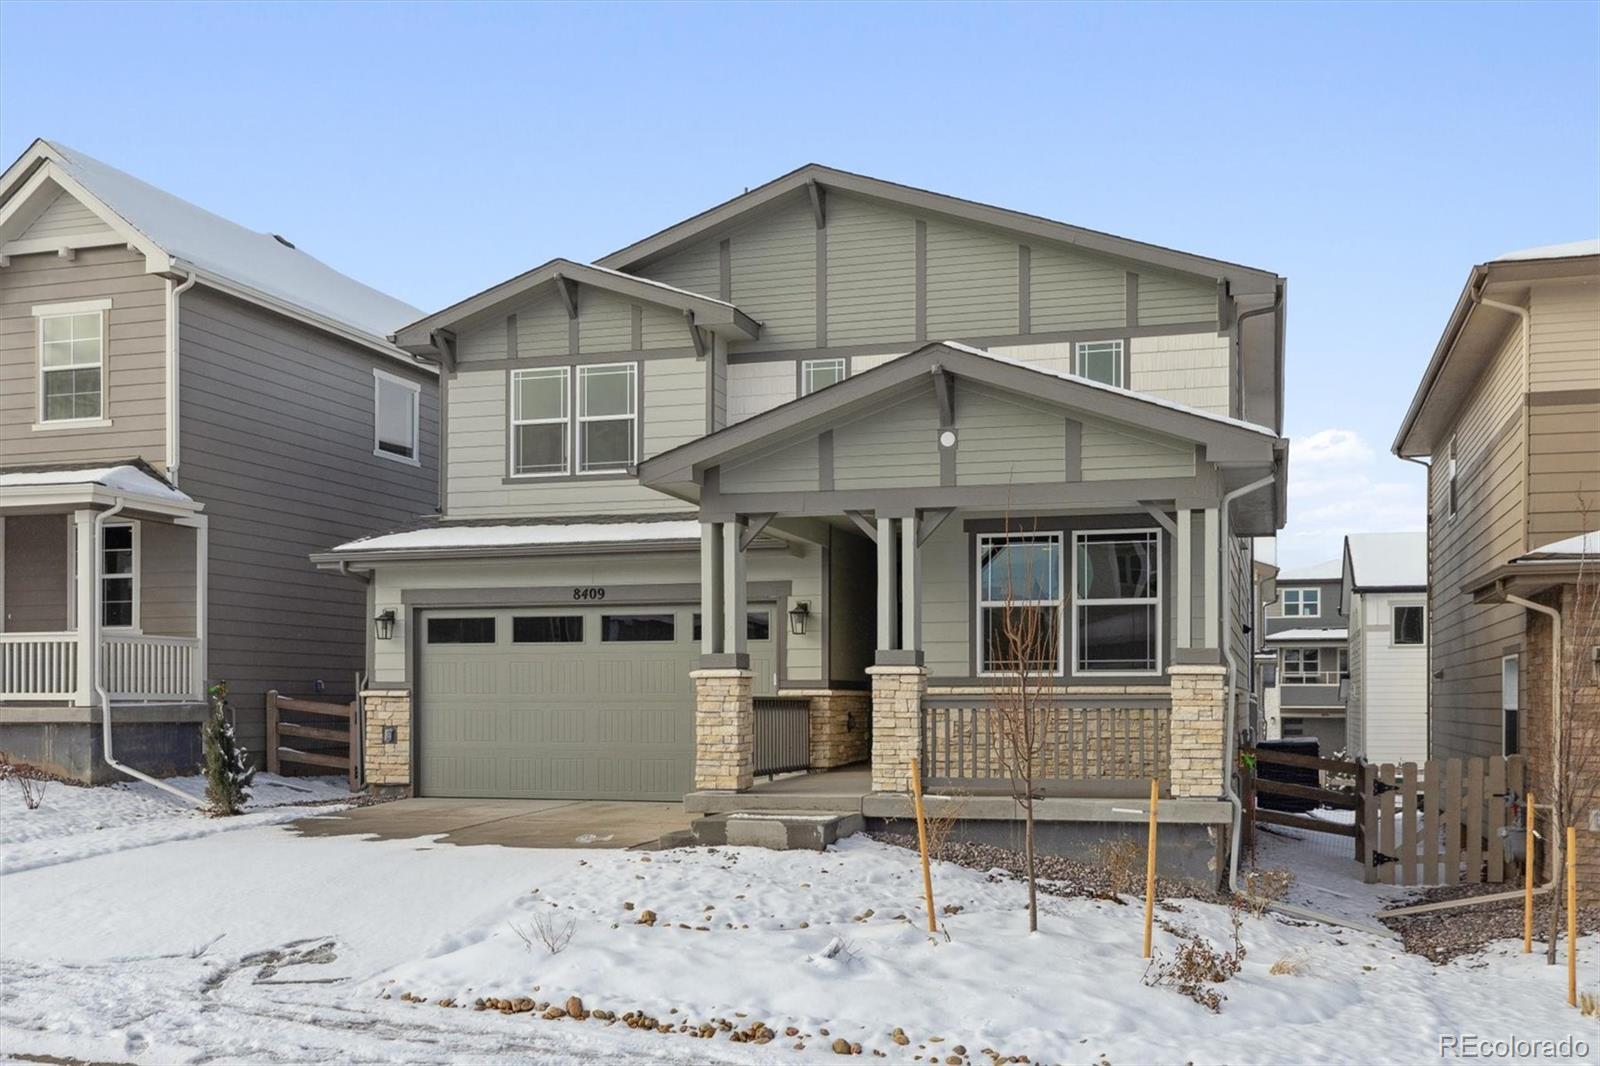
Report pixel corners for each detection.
[1,788,1595,1065]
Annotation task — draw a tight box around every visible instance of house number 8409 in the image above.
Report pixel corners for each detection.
[572,587,606,601]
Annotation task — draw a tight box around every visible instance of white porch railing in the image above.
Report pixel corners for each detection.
[0,632,78,700]
[101,635,202,701]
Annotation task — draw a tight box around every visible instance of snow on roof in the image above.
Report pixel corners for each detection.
[0,464,193,504]
[43,140,422,341]
[1275,558,1342,581]
[579,261,743,312]
[1264,628,1348,642]
[1493,239,1600,263]
[937,341,1279,438]
[1516,529,1600,561]
[333,519,701,554]
[1346,532,1427,588]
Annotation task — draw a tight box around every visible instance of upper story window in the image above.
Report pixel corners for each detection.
[38,302,108,423]
[577,363,637,474]
[1446,437,1459,518]
[977,533,1063,673]
[801,358,847,396]
[1074,529,1160,674]
[1281,587,1320,617]
[373,369,421,464]
[1393,604,1426,645]
[1281,647,1331,684]
[1074,340,1124,389]
[511,367,570,476]
[101,522,136,628]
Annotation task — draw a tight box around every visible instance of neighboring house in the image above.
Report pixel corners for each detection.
[317,164,1288,870]
[1247,555,1278,739]
[1393,239,1599,896]
[1341,532,1428,764]
[0,139,439,781]
[1259,557,1348,755]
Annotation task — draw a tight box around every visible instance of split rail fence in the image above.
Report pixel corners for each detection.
[265,690,362,791]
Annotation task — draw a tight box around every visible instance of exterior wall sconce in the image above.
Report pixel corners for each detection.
[788,601,811,636]
[374,609,397,641]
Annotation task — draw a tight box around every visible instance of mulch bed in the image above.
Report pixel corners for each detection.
[1379,881,1600,965]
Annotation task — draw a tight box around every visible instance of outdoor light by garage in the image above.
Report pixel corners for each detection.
[788,601,811,636]
[374,609,396,640]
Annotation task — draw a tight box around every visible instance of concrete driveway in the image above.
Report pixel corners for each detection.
[291,797,692,850]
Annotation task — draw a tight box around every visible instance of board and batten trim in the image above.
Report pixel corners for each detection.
[724,320,1220,364]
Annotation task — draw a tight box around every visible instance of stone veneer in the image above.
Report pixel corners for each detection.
[1168,665,1227,798]
[692,668,753,792]
[868,665,926,792]
[793,689,871,769]
[361,689,412,790]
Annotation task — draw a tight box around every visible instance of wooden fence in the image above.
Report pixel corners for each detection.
[265,690,361,791]
[921,701,1169,794]
[1360,755,1525,886]
[1241,747,1362,857]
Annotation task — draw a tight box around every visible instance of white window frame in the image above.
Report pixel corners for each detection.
[1281,587,1321,617]
[100,520,139,631]
[1071,527,1162,677]
[1446,437,1459,519]
[975,531,1064,677]
[1392,603,1426,646]
[576,362,638,475]
[1501,654,1520,755]
[509,366,572,478]
[1280,646,1330,685]
[1073,339,1125,389]
[36,300,111,426]
[801,357,848,396]
[372,368,421,466]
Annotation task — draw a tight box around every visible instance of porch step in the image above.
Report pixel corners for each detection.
[690,809,864,851]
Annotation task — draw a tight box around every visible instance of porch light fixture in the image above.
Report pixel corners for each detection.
[788,601,811,636]
[374,609,397,641]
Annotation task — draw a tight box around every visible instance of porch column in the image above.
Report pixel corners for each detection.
[699,522,723,656]
[1175,509,1192,650]
[876,515,898,653]
[722,519,748,662]
[692,517,752,791]
[188,514,209,700]
[72,509,95,706]
[1201,507,1220,651]
[900,516,921,656]
[868,664,926,793]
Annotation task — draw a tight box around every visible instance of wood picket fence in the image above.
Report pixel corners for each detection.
[1359,755,1525,886]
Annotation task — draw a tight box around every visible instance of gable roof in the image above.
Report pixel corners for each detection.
[0,139,427,362]
[391,258,760,356]
[596,164,1281,294]
[1343,532,1427,590]
[1276,558,1342,582]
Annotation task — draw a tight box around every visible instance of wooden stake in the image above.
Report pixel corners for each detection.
[1524,792,1535,954]
[1143,776,1159,959]
[1567,825,1578,1008]
[910,757,937,933]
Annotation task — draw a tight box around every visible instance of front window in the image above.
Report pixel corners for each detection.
[511,367,570,476]
[1074,340,1124,388]
[801,358,847,396]
[977,533,1062,673]
[1281,587,1320,617]
[1074,530,1159,673]
[577,363,637,473]
[373,369,420,462]
[1501,655,1520,755]
[1393,605,1426,645]
[1281,647,1332,684]
[101,522,135,628]
[40,310,104,422]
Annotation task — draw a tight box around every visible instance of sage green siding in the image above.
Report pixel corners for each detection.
[832,388,941,489]
[925,219,1017,337]
[1137,270,1216,326]
[1029,243,1125,330]
[729,198,816,351]
[954,383,1067,484]
[721,436,820,493]
[826,194,917,344]
[1081,423,1195,480]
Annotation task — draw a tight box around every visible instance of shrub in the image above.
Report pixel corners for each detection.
[1097,838,1143,897]
[202,682,255,816]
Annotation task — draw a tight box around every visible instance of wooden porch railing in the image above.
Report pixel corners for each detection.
[920,699,1170,794]
[753,696,810,776]
[266,690,362,790]
[102,634,201,700]
[0,632,78,700]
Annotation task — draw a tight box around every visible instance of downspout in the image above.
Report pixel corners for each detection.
[164,271,198,487]
[1506,592,1562,895]
[1397,453,1433,753]
[93,499,204,807]
[1232,283,1283,426]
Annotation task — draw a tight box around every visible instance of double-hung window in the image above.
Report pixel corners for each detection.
[1281,587,1320,617]
[101,522,136,628]
[1281,647,1323,684]
[39,306,106,422]
[511,367,570,476]
[373,369,420,463]
[801,357,847,396]
[1074,530,1160,673]
[977,533,1062,673]
[1073,340,1124,388]
[577,363,637,473]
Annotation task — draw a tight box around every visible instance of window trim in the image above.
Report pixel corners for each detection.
[1391,603,1426,647]
[509,366,572,478]
[1446,437,1459,519]
[37,301,109,426]
[100,520,139,632]
[1281,587,1321,618]
[372,368,422,466]
[975,531,1064,677]
[576,362,638,475]
[1073,339,1126,389]
[800,357,848,396]
[1071,527,1162,677]
[1280,646,1334,685]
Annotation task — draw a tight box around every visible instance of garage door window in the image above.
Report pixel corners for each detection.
[427,617,496,643]
[513,616,584,643]
[602,613,675,642]
[693,610,771,641]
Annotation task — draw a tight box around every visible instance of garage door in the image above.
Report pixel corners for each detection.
[416,605,775,800]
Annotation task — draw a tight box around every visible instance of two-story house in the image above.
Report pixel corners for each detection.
[1394,239,1599,895]
[0,139,439,781]
[1340,532,1428,764]
[1260,557,1349,754]
[317,165,1287,871]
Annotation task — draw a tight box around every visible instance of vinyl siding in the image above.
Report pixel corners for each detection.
[1346,599,1365,753]
[1352,591,1429,764]
[1028,244,1126,331]
[1,514,69,632]
[178,287,440,759]
[1527,399,1600,546]
[721,436,820,493]
[825,194,916,344]
[518,291,572,358]
[643,356,707,456]
[1079,423,1195,480]
[849,351,906,374]
[1528,280,1600,392]
[0,246,169,468]
[1131,333,1230,415]
[831,387,941,489]
[727,359,796,424]
[925,219,1017,338]
[729,198,816,351]
[953,383,1066,485]
[138,519,198,638]
[18,189,116,243]
[988,340,1073,376]
[1137,270,1216,327]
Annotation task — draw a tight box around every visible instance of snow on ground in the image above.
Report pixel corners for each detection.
[2,791,1596,1065]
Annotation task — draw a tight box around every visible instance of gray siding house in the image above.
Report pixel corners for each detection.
[0,140,439,780]
[1259,557,1349,755]
[318,165,1288,865]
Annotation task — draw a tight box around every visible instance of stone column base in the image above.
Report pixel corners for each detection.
[868,665,926,793]
[793,690,871,769]
[361,689,412,791]
[692,668,753,792]
[1168,665,1227,798]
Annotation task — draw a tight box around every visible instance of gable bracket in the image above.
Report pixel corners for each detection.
[739,512,775,551]
[428,328,458,371]
[917,508,954,547]
[553,273,578,319]
[807,180,826,228]
[1138,502,1178,537]
[931,364,955,427]
[685,310,708,359]
[843,509,877,542]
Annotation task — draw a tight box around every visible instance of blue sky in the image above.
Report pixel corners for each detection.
[4,2,1596,566]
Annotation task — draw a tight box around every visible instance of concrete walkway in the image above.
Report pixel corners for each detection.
[291,797,692,850]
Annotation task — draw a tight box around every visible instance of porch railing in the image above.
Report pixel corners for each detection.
[0,632,78,700]
[754,696,811,776]
[920,699,1170,794]
[101,634,201,701]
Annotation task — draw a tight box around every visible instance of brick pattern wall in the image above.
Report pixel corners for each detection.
[868,665,926,792]
[361,689,411,789]
[1169,665,1227,798]
[692,669,753,791]
[795,689,871,769]
[1521,580,1600,902]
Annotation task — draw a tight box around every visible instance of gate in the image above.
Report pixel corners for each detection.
[753,696,810,776]
[1359,755,1525,886]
